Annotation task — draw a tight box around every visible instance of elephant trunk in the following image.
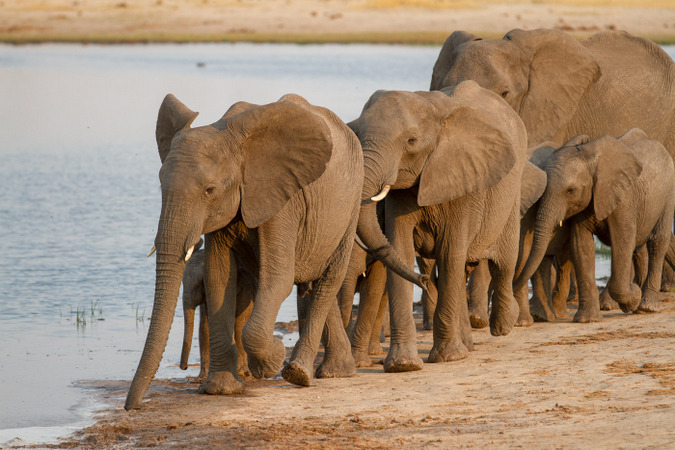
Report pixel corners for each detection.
[357,199,429,291]
[180,302,196,370]
[125,202,197,410]
[514,197,562,291]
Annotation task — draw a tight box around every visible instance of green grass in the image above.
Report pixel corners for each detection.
[595,240,612,259]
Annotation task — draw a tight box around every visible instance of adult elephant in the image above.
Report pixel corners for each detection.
[125,93,364,410]
[431,29,675,157]
[516,130,675,322]
[350,80,528,372]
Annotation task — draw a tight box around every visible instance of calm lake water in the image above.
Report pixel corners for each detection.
[0,42,671,445]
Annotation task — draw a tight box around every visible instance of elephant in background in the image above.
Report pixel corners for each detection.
[179,238,254,381]
[431,29,675,158]
[125,93,363,410]
[351,80,528,373]
[516,130,675,322]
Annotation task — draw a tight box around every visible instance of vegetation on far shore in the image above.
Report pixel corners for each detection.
[2,30,675,46]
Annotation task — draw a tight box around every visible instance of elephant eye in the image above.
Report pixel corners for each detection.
[500,90,509,99]
[204,185,216,196]
[407,137,417,145]
[566,186,576,195]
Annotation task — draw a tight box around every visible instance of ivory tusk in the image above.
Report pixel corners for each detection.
[185,245,195,262]
[559,221,563,227]
[146,246,156,257]
[354,235,369,252]
[362,271,367,277]
[370,185,391,202]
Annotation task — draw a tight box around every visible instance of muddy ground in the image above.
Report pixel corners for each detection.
[46,294,675,448]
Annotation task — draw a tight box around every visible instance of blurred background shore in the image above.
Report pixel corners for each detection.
[2,0,675,45]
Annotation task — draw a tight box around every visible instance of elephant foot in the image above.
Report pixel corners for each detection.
[196,369,208,383]
[368,340,383,355]
[515,311,534,327]
[553,302,568,319]
[489,297,519,336]
[383,341,423,373]
[247,337,285,379]
[352,348,374,367]
[427,338,469,363]
[636,293,662,313]
[316,351,356,379]
[612,284,641,313]
[469,312,489,329]
[281,360,311,387]
[530,296,555,323]
[198,371,245,395]
[573,305,602,323]
[599,288,619,311]
[423,318,434,331]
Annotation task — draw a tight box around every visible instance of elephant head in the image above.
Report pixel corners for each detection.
[125,93,333,410]
[349,82,519,285]
[515,132,644,290]
[431,29,602,145]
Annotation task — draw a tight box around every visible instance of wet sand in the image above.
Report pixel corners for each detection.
[50,295,675,448]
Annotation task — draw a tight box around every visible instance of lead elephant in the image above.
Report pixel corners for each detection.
[125,93,363,410]
[350,80,528,372]
[516,130,675,322]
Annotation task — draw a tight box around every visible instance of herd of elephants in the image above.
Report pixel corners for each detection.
[123,28,675,410]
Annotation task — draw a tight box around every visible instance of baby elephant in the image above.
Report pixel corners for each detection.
[180,239,254,381]
[516,129,675,322]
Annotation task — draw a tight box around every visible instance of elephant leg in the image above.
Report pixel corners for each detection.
[242,225,296,381]
[418,257,438,330]
[529,257,556,322]
[570,224,602,323]
[197,303,209,382]
[633,245,649,287]
[296,288,311,334]
[467,259,490,329]
[599,284,619,311]
[234,288,253,379]
[488,258,520,336]
[606,215,641,314]
[282,233,355,386]
[383,210,423,373]
[370,291,388,355]
[551,258,573,318]
[350,260,387,367]
[315,299,356,379]
[637,229,670,313]
[199,239,245,395]
[428,254,473,363]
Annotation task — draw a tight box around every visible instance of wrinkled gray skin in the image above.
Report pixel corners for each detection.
[431,29,675,157]
[125,93,363,410]
[433,29,675,323]
[516,130,675,322]
[467,147,548,328]
[180,239,255,381]
[350,80,528,372]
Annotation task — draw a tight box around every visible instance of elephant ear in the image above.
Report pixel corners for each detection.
[527,141,557,169]
[520,161,547,216]
[417,98,518,206]
[225,101,333,229]
[562,134,591,148]
[430,31,482,91]
[506,29,601,145]
[156,94,199,164]
[589,135,643,221]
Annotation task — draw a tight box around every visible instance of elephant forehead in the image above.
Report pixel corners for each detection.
[448,41,523,86]
[363,92,433,123]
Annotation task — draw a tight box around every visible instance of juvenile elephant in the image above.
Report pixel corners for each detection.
[431,29,675,157]
[350,80,528,372]
[516,130,675,322]
[179,239,254,381]
[125,93,363,410]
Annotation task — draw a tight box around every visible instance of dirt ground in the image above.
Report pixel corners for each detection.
[1,0,675,43]
[45,294,675,448]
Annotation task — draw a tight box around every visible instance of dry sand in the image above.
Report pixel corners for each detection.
[1,0,675,44]
[53,296,675,448]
